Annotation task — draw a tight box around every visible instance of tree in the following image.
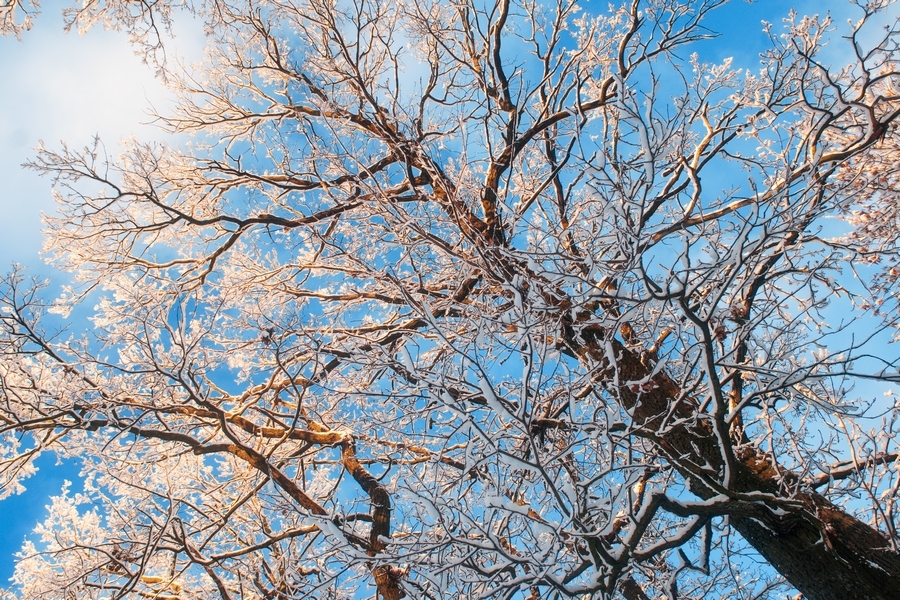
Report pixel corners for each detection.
[3,0,900,598]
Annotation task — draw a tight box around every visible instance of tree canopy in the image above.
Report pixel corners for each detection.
[3,0,900,598]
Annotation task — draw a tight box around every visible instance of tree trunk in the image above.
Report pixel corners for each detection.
[572,326,900,599]
[729,454,900,600]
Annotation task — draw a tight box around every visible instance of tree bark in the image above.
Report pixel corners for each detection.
[729,455,900,600]
[341,438,406,600]
[572,325,900,599]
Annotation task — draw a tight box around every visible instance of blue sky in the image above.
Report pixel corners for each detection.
[0,7,177,269]
[0,1,201,582]
[0,0,896,590]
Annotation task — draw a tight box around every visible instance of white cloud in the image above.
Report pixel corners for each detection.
[0,1,202,269]
[0,2,205,582]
